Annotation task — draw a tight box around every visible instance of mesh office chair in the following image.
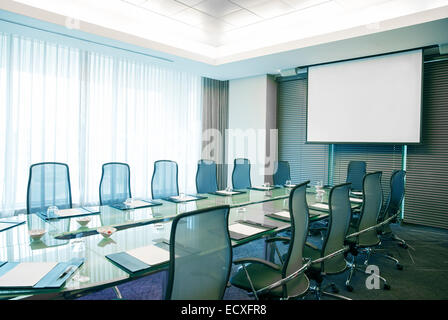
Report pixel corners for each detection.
[361,170,407,270]
[232,158,251,190]
[230,181,312,300]
[344,171,390,291]
[195,159,218,194]
[99,162,131,205]
[303,183,353,300]
[377,170,407,248]
[165,205,232,300]
[151,160,179,200]
[273,161,291,186]
[346,161,366,192]
[27,162,72,214]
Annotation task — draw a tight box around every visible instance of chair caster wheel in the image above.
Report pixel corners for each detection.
[396,264,403,270]
[345,284,353,292]
[383,283,391,290]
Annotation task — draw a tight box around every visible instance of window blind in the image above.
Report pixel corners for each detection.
[404,59,448,229]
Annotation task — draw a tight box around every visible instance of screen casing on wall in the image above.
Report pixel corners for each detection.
[306,49,423,144]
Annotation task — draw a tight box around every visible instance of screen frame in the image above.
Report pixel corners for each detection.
[305,48,424,145]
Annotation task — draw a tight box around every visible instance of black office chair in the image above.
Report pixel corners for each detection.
[196,159,218,194]
[27,162,72,214]
[165,205,232,300]
[377,170,407,249]
[273,161,291,186]
[303,183,352,300]
[151,160,179,200]
[345,171,390,291]
[362,170,407,270]
[346,161,366,192]
[230,181,312,300]
[99,162,131,205]
[232,158,251,190]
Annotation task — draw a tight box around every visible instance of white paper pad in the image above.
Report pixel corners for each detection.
[126,245,170,266]
[0,262,58,287]
[272,211,291,218]
[125,200,152,208]
[254,186,273,190]
[228,223,265,236]
[351,191,363,196]
[56,208,87,217]
[285,184,296,188]
[170,195,197,201]
[350,197,363,203]
[216,190,239,195]
[310,203,329,210]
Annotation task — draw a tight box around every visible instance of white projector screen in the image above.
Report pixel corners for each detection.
[307,49,422,143]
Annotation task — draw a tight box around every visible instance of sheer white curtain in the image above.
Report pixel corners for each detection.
[0,32,202,217]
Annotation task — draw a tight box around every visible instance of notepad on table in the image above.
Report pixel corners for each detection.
[127,200,155,208]
[215,190,240,195]
[0,221,25,232]
[106,244,170,274]
[351,191,363,196]
[309,203,329,211]
[229,223,265,236]
[251,186,275,191]
[0,262,57,288]
[271,211,291,219]
[55,208,90,218]
[350,197,363,204]
[170,195,197,202]
[126,245,170,266]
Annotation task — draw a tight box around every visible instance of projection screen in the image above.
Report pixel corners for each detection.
[307,49,422,143]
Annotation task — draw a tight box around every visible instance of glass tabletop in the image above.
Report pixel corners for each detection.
[0,186,358,299]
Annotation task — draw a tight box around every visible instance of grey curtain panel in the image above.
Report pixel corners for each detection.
[201,77,229,189]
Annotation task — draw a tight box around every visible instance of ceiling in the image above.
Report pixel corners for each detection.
[1,0,448,79]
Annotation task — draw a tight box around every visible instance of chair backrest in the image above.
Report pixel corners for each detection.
[380,170,406,221]
[232,158,251,189]
[273,161,291,186]
[321,183,352,274]
[99,162,131,206]
[357,171,383,246]
[151,160,179,199]
[281,181,310,297]
[165,205,232,300]
[346,161,366,191]
[27,162,72,214]
[196,160,218,194]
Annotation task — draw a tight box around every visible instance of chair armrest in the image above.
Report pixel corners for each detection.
[265,237,290,244]
[305,241,320,251]
[311,246,349,265]
[255,258,313,297]
[233,257,281,271]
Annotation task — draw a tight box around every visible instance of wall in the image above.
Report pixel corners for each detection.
[227,75,277,187]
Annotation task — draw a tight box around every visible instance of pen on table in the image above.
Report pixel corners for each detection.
[58,266,75,279]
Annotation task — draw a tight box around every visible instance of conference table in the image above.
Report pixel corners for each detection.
[0,186,360,300]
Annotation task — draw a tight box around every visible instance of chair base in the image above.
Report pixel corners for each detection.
[345,248,391,292]
[380,232,411,250]
[113,286,123,299]
[307,283,351,300]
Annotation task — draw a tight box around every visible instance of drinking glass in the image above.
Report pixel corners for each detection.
[125,198,133,208]
[47,206,59,219]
